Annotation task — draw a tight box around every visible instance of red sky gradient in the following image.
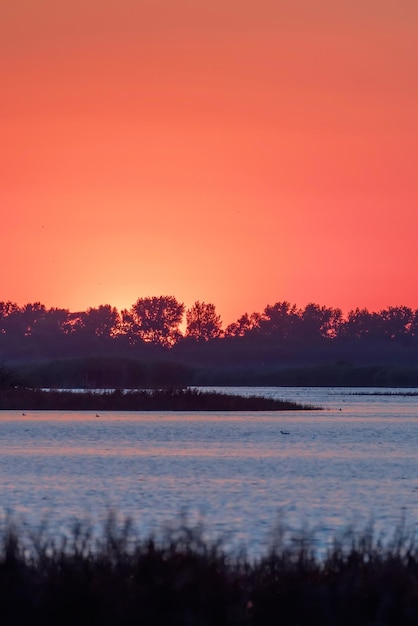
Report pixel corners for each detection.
[2,1,418,324]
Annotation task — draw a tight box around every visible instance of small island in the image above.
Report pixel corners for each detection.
[0,387,320,411]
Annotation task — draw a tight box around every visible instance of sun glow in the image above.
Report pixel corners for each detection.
[2,0,418,319]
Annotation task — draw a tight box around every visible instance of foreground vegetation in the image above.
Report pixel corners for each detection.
[0,387,318,411]
[2,518,418,625]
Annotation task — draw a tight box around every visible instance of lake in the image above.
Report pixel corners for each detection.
[1,386,418,555]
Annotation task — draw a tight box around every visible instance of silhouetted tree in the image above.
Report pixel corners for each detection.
[30,307,72,339]
[79,305,120,339]
[1,293,418,366]
[411,309,418,339]
[327,307,344,338]
[6,302,47,337]
[258,301,299,340]
[378,306,414,342]
[123,296,185,347]
[341,308,381,340]
[185,301,222,341]
[225,312,262,337]
[0,301,20,335]
[119,309,139,346]
[297,303,343,340]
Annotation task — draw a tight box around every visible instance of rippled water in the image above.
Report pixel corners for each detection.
[1,387,418,553]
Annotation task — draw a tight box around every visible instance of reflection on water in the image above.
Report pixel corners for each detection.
[0,387,418,554]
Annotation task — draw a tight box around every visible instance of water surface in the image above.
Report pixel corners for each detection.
[1,387,417,553]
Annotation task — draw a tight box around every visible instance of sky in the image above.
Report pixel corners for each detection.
[2,1,418,324]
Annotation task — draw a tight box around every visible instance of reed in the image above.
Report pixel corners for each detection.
[0,387,319,411]
[1,516,418,625]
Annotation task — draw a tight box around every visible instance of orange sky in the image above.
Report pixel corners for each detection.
[2,1,418,324]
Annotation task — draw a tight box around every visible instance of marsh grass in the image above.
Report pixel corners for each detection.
[2,515,418,625]
[0,387,319,411]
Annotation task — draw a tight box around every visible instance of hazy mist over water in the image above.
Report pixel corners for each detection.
[1,387,418,554]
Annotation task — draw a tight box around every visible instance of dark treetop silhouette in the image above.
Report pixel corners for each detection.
[1,298,418,387]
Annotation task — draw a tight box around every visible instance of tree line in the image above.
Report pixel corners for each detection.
[1,297,418,353]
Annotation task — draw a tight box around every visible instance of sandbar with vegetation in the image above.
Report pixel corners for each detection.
[0,387,320,411]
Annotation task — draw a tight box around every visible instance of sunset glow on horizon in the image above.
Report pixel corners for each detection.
[2,1,418,324]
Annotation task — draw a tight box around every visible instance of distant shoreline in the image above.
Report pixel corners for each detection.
[0,387,321,411]
[6,358,418,390]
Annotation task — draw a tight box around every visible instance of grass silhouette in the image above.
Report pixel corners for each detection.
[0,387,319,411]
[1,515,418,625]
